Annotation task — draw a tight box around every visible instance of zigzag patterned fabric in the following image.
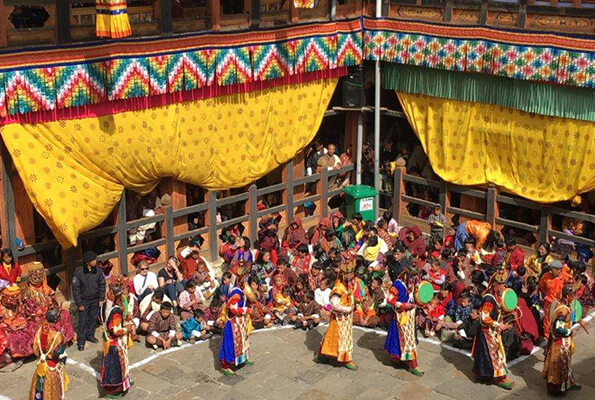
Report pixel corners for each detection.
[0,27,361,118]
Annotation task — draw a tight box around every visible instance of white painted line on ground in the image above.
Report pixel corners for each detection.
[0,394,14,400]
[67,357,101,380]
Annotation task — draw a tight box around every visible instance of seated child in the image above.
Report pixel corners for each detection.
[428,258,446,290]
[146,301,183,350]
[314,278,332,321]
[248,277,275,329]
[180,309,213,343]
[420,296,445,337]
[272,285,293,325]
[291,290,320,330]
[179,279,205,321]
[452,306,481,350]
[307,262,323,291]
[291,244,312,277]
[138,288,170,334]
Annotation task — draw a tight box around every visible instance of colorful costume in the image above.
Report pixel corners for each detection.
[542,300,576,394]
[21,263,75,344]
[472,294,508,382]
[219,287,252,371]
[29,321,68,400]
[319,280,355,363]
[0,285,36,359]
[100,300,132,397]
[384,280,419,369]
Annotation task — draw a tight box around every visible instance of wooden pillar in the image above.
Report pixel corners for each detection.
[0,140,10,249]
[208,0,221,30]
[161,0,173,35]
[486,184,498,229]
[205,191,218,262]
[247,185,258,247]
[55,0,71,43]
[12,175,34,246]
[0,0,8,48]
[282,160,295,224]
[393,166,406,225]
[344,111,358,185]
[159,178,187,254]
[114,192,128,276]
[292,151,306,219]
[290,0,298,23]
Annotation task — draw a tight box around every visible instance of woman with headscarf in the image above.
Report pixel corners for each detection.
[282,217,308,250]
[310,218,331,247]
[399,226,426,257]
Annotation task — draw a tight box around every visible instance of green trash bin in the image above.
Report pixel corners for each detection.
[343,185,378,222]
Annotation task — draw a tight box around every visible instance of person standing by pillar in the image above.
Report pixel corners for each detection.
[72,251,106,351]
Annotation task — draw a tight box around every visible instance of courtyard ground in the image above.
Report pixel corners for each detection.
[1,314,594,400]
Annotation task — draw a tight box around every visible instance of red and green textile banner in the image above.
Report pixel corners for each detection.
[364,18,595,89]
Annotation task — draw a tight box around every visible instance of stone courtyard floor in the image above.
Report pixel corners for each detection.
[1,318,594,400]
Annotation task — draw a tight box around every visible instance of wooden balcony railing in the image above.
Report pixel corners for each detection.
[0,0,364,48]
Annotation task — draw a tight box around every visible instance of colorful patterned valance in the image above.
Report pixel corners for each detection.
[364,18,595,89]
[0,19,362,123]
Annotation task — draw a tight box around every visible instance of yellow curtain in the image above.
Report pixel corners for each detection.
[397,92,595,204]
[1,79,337,247]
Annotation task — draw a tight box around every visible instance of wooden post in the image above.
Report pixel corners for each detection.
[206,191,218,262]
[321,167,329,218]
[12,174,36,257]
[292,151,306,219]
[290,0,298,23]
[56,0,71,43]
[283,160,295,224]
[329,0,336,21]
[248,185,258,247]
[208,0,221,30]
[0,140,14,252]
[344,111,358,185]
[161,0,173,34]
[115,192,129,276]
[486,184,498,229]
[159,178,187,254]
[480,0,488,25]
[0,0,7,48]
[539,208,551,244]
[439,181,451,240]
[250,0,260,28]
[393,166,405,225]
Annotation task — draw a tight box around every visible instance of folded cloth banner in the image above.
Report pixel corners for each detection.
[397,92,595,204]
[294,0,319,8]
[96,0,132,38]
[0,79,337,248]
